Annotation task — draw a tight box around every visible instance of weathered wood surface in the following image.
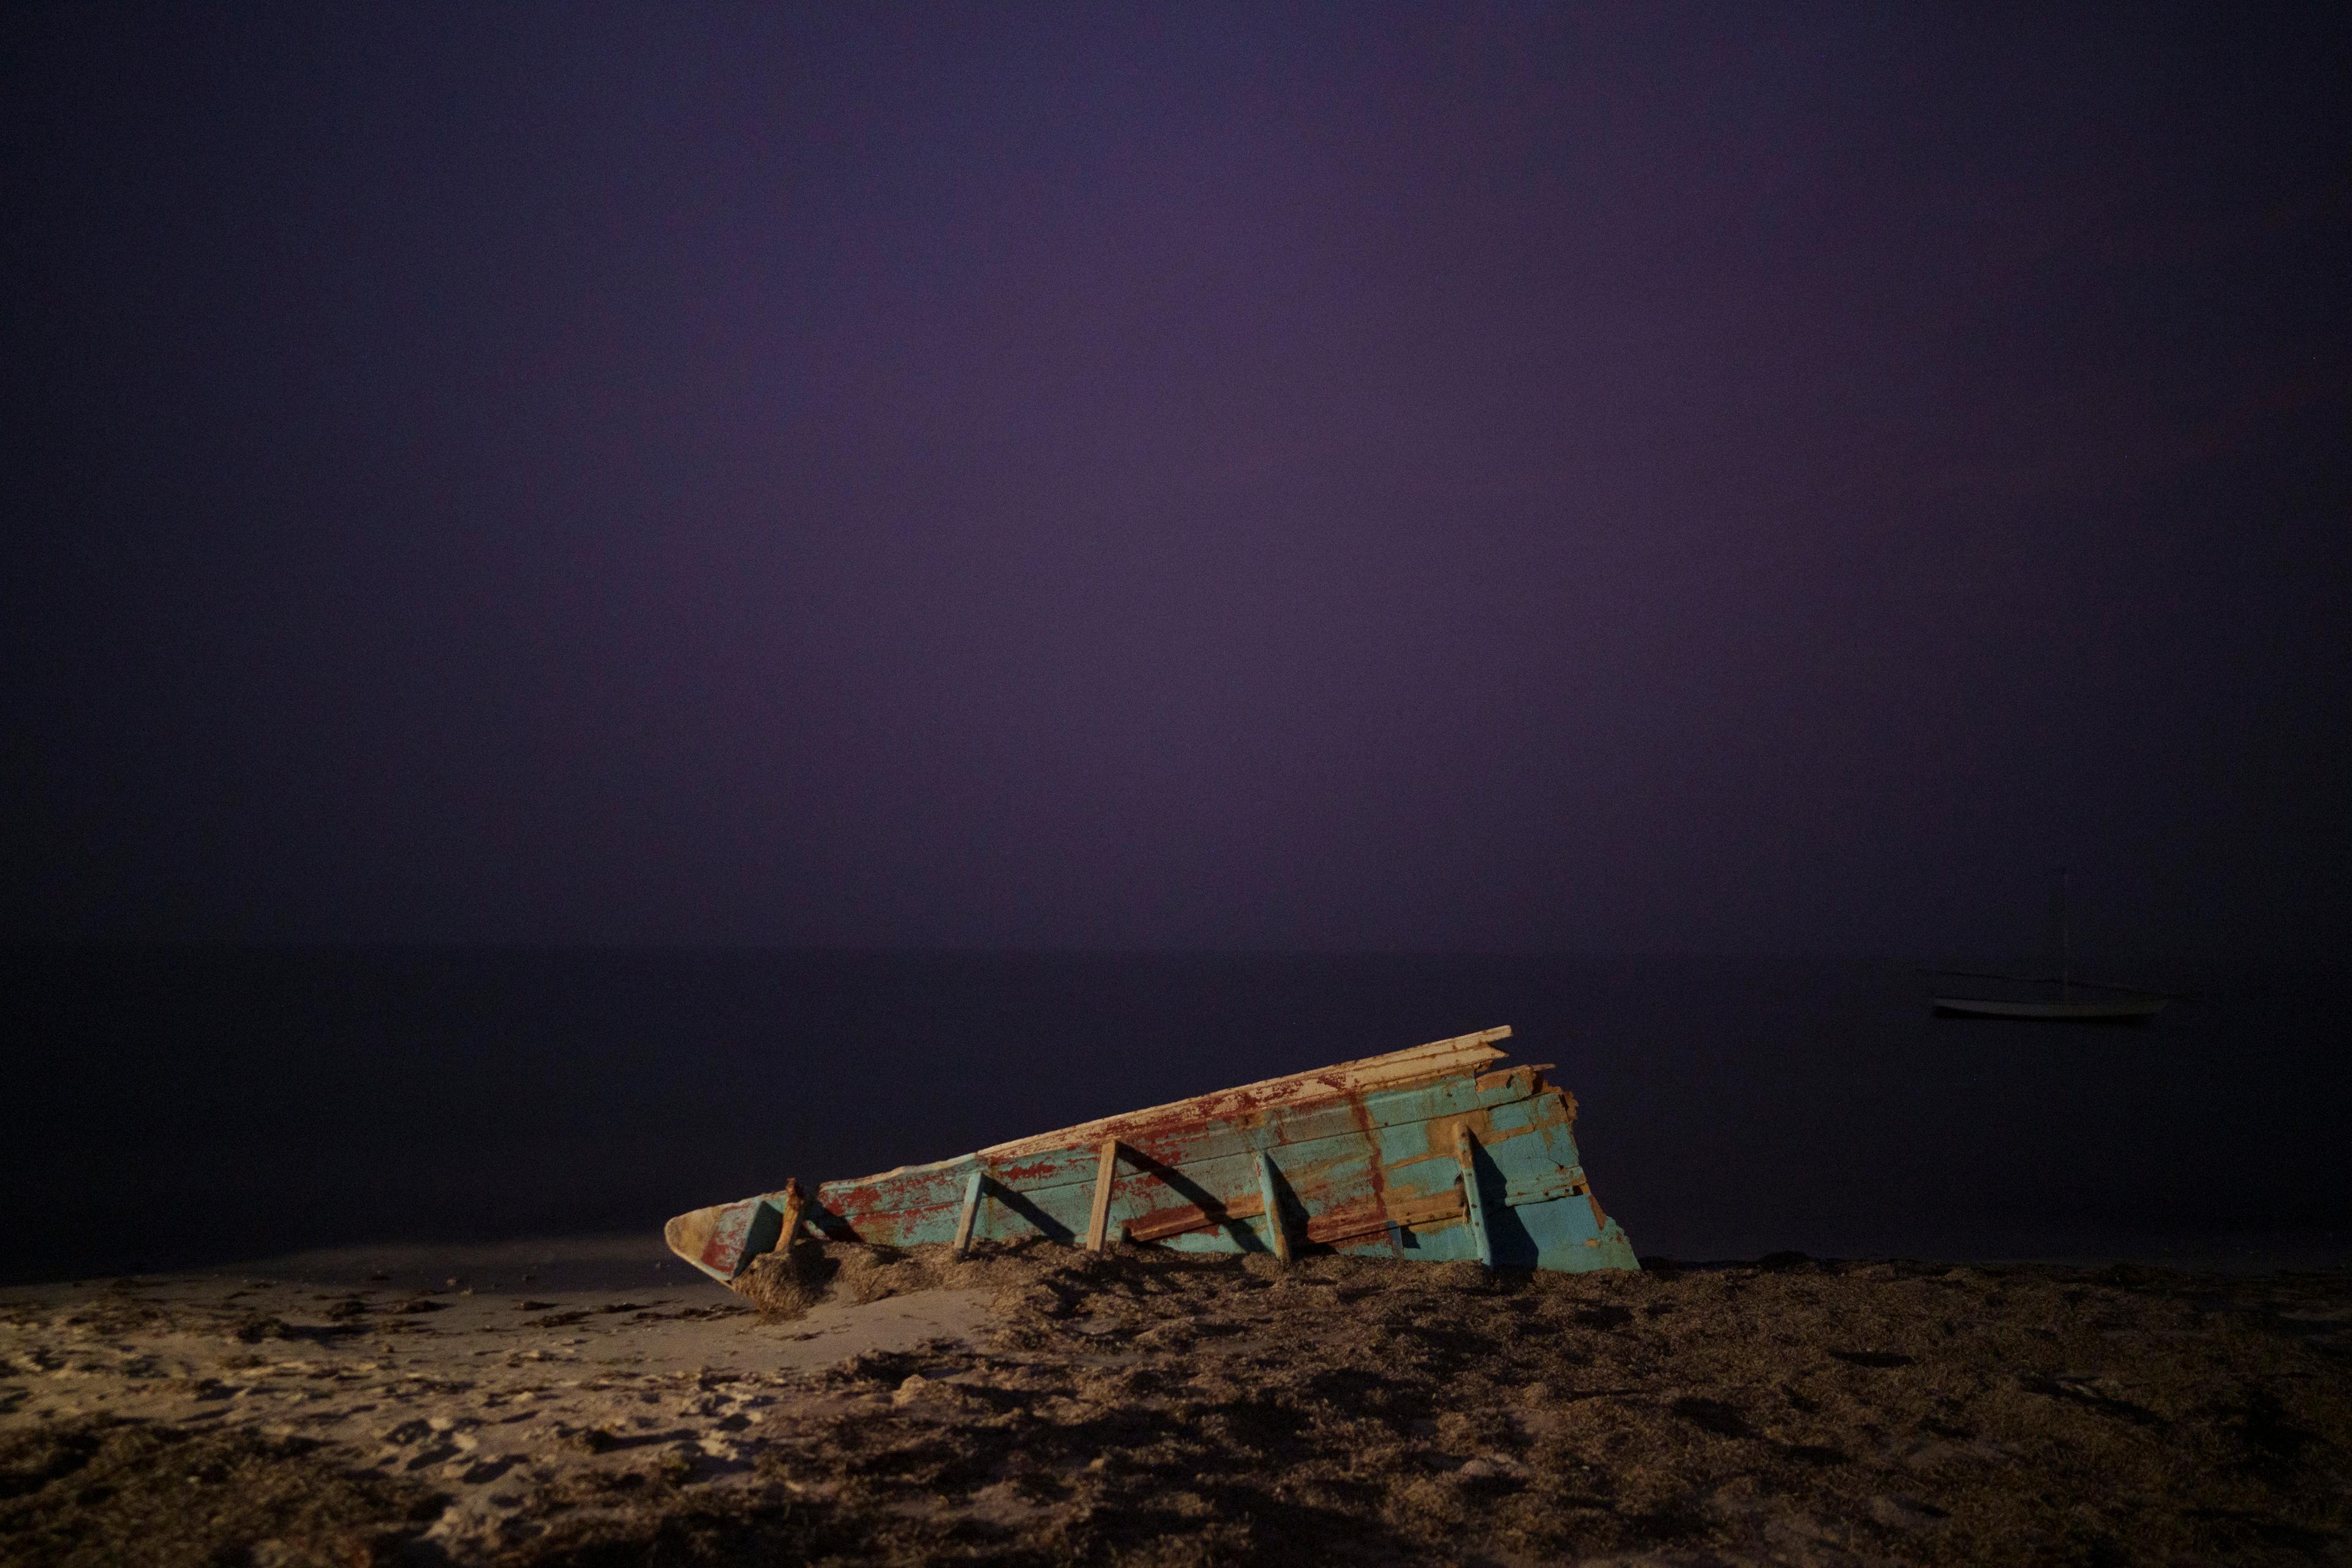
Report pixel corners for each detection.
[774,1180,805,1254]
[1256,1150,1292,1264]
[950,1169,984,1255]
[1455,1123,1493,1267]
[665,1027,1639,1287]
[1085,1139,1120,1253]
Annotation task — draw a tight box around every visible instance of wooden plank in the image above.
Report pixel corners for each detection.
[1455,1125,1493,1267]
[1302,1205,1392,1246]
[950,1169,985,1254]
[1256,1150,1292,1264]
[1123,1193,1261,1243]
[1122,1182,1468,1247]
[1384,1188,1469,1231]
[981,1027,1513,1161]
[1085,1139,1120,1251]
[1503,1164,1585,1208]
[977,1069,1545,1199]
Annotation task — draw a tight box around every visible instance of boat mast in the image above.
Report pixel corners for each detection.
[2055,865,2071,1002]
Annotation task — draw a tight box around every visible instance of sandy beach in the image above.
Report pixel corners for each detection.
[4,1236,2347,1566]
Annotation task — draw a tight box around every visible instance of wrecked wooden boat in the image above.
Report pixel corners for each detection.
[665,1026,1638,1289]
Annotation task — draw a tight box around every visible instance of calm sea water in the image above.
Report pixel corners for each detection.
[6,946,2345,1284]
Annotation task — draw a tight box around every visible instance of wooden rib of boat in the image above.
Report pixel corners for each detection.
[665,1026,1639,1289]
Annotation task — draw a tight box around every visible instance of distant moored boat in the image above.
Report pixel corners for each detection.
[1926,868,2177,1025]
[1929,992,2167,1023]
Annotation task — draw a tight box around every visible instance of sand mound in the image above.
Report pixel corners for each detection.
[543,1248,2352,1565]
[736,1236,1188,1323]
[4,1247,2347,1565]
[0,1417,444,1567]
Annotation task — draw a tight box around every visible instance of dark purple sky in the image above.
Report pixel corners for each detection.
[6,4,2346,958]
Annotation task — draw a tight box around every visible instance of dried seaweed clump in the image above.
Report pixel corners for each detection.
[734,1237,1124,1321]
[732,1237,839,1319]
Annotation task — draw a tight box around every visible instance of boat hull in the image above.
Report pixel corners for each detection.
[1932,996,2167,1022]
[665,1027,1638,1289]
